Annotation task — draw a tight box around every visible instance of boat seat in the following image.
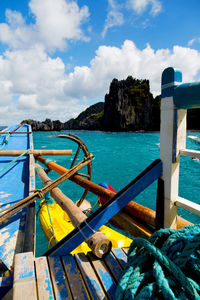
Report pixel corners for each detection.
[12,248,128,299]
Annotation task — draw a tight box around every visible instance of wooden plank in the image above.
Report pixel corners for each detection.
[62,255,88,300]
[35,257,54,300]
[0,123,32,269]
[160,67,187,229]
[13,252,37,300]
[175,197,200,216]
[45,159,162,256]
[174,81,200,109]
[111,248,127,269]
[48,256,70,300]
[122,248,129,254]
[36,164,111,259]
[104,252,123,283]
[88,252,117,300]
[75,253,106,300]
[23,124,35,253]
[0,150,72,156]
[180,149,200,159]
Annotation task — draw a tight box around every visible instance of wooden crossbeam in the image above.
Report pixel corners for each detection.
[175,197,200,216]
[44,159,162,256]
[179,149,200,159]
[0,149,72,156]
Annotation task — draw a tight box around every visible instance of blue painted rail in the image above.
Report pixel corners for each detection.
[0,124,35,298]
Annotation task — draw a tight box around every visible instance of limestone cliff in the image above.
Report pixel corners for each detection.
[64,102,104,130]
[103,76,159,131]
[23,76,162,131]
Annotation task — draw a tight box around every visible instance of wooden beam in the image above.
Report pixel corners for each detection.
[36,155,159,227]
[160,67,186,229]
[36,164,112,258]
[0,149,72,156]
[179,149,200,159]
[13,252,37,300]
[37,155,190,230]
[175,197,200,216]
[44,159,162,256]
[174,81,200,109]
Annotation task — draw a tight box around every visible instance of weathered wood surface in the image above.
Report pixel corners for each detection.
[36,164,112,258]
[35,257,54,299]
[13,249,128,299]
[36,155,191,230]
[0,123,34,271]
[13,252,37,300]
[0,149,72,156]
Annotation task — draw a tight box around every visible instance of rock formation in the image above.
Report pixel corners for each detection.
[64,102,104,130]
[23,76,162,131]
[103,76,158,131]
[22,118,64,131]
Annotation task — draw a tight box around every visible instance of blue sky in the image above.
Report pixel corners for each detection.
[0,0,200,125]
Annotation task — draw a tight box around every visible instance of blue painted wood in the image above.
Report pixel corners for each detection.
[162,67,200,109]
[62,255,88,300]
[45,159,162,256]
[48,256,70,300]
[161,67,182,98]
[13,252,37,299]
[111,248,127,269]
[75,252,106,299]
[104,251,123,282]
[88,252,116,300]
[35,257,54,300]
[0,274,13,299]
[174,82,200,109]
[0,124,33,269]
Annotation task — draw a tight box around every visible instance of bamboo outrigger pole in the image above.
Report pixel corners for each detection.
[0,156,93,225]
[0,150,72,156]
[35,163,112,258]
[0,123,23,136]
[36,155,191,229]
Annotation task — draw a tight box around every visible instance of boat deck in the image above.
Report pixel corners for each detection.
[12,248,128,300]
[0,124,35,271]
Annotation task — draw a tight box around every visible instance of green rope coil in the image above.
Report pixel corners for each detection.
[115,224,200,300]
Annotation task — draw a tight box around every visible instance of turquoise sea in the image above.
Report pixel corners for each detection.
[34,130,200,256]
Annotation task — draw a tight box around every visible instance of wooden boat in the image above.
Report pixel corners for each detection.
[0,67,200,299]
[0,123,35,272]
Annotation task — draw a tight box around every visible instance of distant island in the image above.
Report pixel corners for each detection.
[23,76,200,131]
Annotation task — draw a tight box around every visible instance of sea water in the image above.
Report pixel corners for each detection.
[34,130,200,256]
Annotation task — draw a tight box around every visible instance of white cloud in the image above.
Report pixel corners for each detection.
[0,46,87,124]
[188,37,200,47]
[0,0,90,52]
[102,0,124,37]
[127,0,162,16]
[1,40,200,125]
[63,41,200,100]
[29,0,90,51]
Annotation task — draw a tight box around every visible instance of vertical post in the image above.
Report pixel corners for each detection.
[159,67,187,228]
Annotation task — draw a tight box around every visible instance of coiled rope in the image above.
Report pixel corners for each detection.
[115,224,200,300]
